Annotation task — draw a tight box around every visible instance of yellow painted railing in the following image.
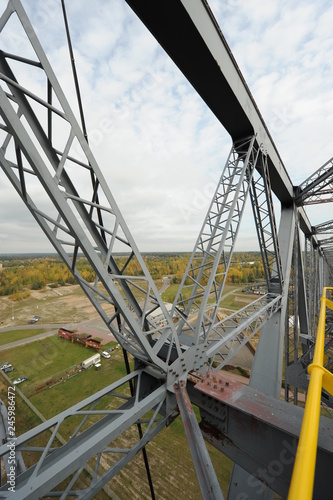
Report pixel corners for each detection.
[288,287,333,499]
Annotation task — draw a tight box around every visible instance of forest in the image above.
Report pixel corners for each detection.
[0,252,266,301]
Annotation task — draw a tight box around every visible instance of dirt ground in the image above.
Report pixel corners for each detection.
[0,284,102,329]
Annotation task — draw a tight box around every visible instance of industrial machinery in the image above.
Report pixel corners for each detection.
[1,1,333,498]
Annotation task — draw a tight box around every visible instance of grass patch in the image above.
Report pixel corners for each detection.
[0,377,42,436]
[0,335,233,498]
[0,335,107,387]
[161,283,184,303]
[30,345,128,420]
[162,283,249,307]
[220,291,256,311]
[0,335,127,406]
[0,328,49,346]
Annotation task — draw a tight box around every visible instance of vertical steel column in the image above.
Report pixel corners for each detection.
[304,237,312,336]
[284,223,307,405]
[228,206,296,500]
[292,225,299,405]
[297,230,310,347]
[309,244,316,338]
[250,206,296,395]
[313,248,320,339]
[319,253,324,293]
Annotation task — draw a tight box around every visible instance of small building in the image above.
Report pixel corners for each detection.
[147,303,174,327]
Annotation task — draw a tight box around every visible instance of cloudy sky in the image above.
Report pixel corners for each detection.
[0,0,332,254]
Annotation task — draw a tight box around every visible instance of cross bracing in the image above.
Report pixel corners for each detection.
[0,370,170,499]
[314,219,333,234]
[1,0,333,498]
[295,157,333,206]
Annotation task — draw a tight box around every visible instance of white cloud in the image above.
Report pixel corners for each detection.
[0,0,332,255]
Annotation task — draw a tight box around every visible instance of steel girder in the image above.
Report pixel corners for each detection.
[0,0,183,371]
[314,219,333,234]
[304,241,321,339]
[284,221,310,404]
[203,149,284,373]
[304,236,312,336]
[285,225,300,405]
[174,380,223,500]
[168,138,284,375]
[125,0,294,204]
[296,228,310,346]
[205,294,282,372]
[0,370,170,499]
[171,136,260,341]
[249,153,283,294]
[295,156,333,205]
[228,206,296,499]
[0,0,332,498]
[189,371,333,500]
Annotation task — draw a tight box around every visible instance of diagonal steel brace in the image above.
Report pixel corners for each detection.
[174,380,224,500]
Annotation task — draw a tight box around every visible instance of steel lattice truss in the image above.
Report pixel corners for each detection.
[172,136,260,341]
[249,153,283,293]
[295,156,333,205]
[206,293,282,372]
[304,236,314,336]
[171,139,283,343]
[314,219,333,234]
[310,244,320,337]
[0,370,169,499]
[0,0,182,372]
[1,0,333,499]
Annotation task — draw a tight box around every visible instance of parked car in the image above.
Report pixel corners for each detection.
[29,315,40,324]
[101,351,111,359]
[3,365,14,373]
[0,362,10,370]
[13,376,27,385]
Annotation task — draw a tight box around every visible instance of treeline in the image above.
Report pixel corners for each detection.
[115,253,190,282]
[0,258,94,299]
[0,252,266,300]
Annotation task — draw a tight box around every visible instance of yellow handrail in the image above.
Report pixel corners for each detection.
[288,287,333,499]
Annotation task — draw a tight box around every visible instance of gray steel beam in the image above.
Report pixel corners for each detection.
[0,370,169,499]
[174,380,223,500]
[249,153,283,293]
[0,1,330,498]
[314,219,333,234]
[299,206,316,240]
[284,220,309,402]
[0,0,184,371]
[0,399,26,484]
[125,0,294,204]
[190,372,333,500]
[172,136,259,343]
[227,206,295,499]
[250,206,295,398]
[296,225,309,342]
[295,157,333,205]
[205,294,282,372]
